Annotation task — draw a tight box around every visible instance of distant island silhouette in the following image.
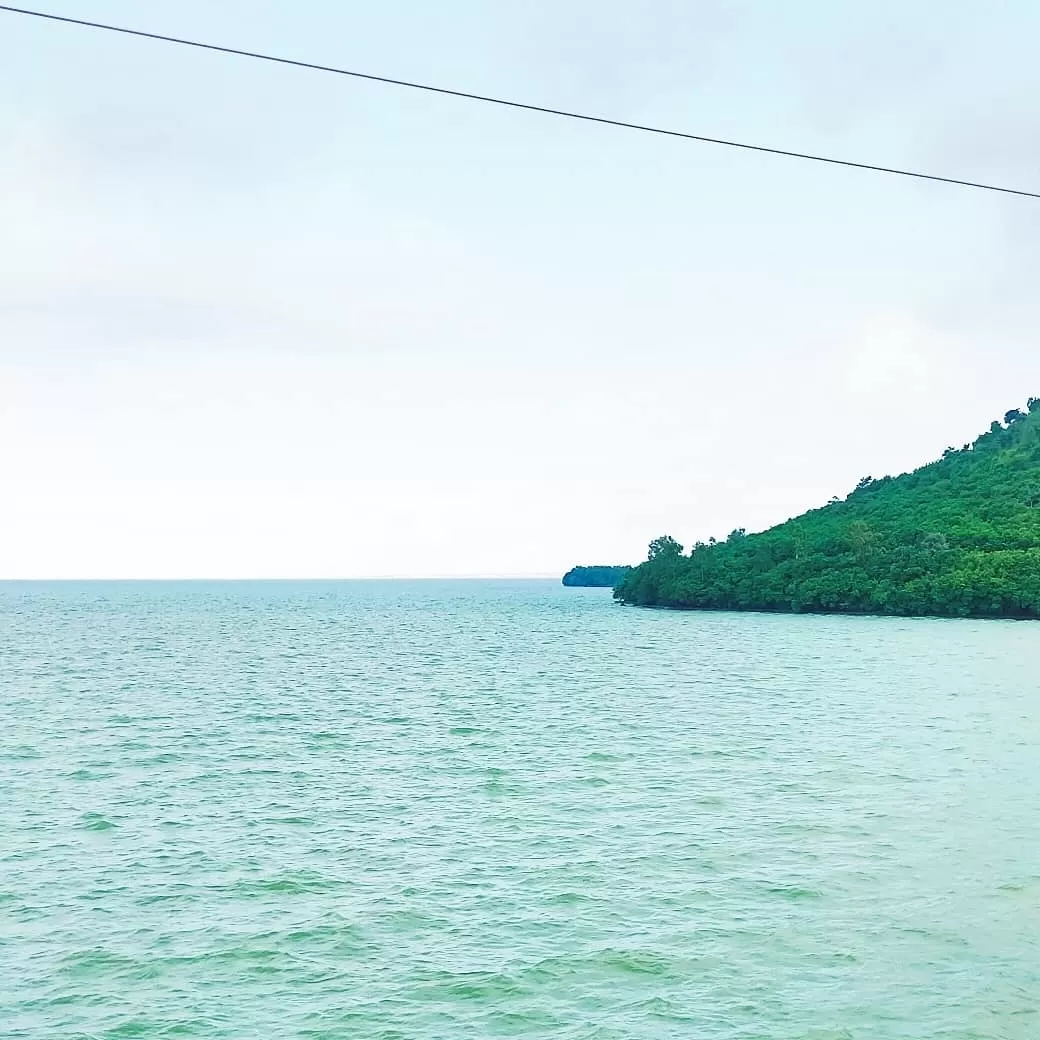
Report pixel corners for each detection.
[562,565,631,588]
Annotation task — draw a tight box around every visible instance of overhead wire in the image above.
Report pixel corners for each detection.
[0,3,1037,200]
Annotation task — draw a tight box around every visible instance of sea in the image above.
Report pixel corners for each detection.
[2,579,1038,1039]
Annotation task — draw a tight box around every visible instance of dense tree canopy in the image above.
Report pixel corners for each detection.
[562,565,631,588]
[614,402,1040,618]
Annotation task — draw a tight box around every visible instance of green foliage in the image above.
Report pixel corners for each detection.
[648,535,684,560]
[562,565,631,588]
[615,402,1040,618]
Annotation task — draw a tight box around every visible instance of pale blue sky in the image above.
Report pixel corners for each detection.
[2,1,1039,577]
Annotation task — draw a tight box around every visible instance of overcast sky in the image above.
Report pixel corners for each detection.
[2,1,1039,578]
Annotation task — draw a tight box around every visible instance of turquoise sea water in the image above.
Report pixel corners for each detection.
[2,580,1038,1039]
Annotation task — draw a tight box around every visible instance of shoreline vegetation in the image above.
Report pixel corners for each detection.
[614,400,1040,619]
[562,565,631,587]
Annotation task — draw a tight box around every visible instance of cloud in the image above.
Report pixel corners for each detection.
[0,110,567,361]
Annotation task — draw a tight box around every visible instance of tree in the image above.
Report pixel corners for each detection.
[1005,408,1026,425]
[1029,397,1040,413]
[647,535,684,561]
[848,520,877,560]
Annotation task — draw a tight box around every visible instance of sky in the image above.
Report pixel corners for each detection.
[2,0,1040,578]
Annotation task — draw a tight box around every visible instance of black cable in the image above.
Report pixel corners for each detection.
[2,3,1037,200]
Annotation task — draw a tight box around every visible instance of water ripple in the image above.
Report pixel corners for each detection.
[2,580,1039,1039]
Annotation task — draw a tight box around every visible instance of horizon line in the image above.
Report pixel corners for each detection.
[0,574,575,583]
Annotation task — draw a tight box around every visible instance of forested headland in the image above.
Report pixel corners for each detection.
[615,401,1040,618]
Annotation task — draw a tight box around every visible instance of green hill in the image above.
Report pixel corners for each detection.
[614,400,1040,618]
